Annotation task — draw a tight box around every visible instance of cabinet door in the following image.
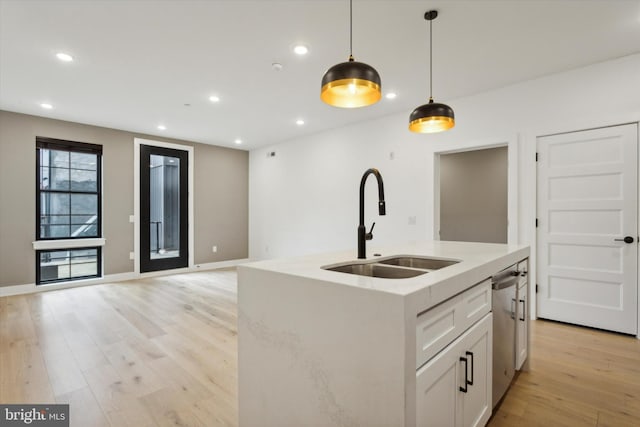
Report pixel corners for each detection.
[459,314,492,427]
[416,338,460,426]
[416,314,492,427]
[516,281,528,370]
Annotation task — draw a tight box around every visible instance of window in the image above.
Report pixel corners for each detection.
[37,247,102,284]
[36,137,102,239]
[36,137,102,284]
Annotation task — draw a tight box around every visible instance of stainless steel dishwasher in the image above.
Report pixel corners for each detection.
[492,263,520,407]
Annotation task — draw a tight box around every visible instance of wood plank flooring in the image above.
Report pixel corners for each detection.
[1,270,238,427]
[1,269,639,426]
[489,318,640,427]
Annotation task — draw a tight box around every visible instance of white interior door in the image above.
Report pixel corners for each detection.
[537,124,638,335]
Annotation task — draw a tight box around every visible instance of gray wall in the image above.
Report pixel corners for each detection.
[439,147,508,244]
[0,110,248,287]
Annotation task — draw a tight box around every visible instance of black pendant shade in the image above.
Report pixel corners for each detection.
[409,10,455,133]
[321,56,381,108]
[409,98,455,133]
[320,0,382,108]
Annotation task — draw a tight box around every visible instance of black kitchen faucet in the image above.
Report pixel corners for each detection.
[358,168,386,259]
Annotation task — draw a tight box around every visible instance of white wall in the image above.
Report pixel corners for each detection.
[250,53,640,264]
[249,116,433,259]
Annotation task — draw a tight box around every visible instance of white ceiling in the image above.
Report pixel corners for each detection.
[1,0,639,150]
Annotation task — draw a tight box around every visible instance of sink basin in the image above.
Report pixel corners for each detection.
[324,263,428,279]
[378,256,459,271]
[323,255,460,279]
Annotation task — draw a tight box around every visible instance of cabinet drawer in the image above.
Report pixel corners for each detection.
[463,278,492,327]
[416,279,491,369]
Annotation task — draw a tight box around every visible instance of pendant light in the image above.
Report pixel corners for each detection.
[321,0,381,108]
[409,10,455,133]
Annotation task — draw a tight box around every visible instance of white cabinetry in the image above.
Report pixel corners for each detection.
[416,280,491,369]
[516,272,528,370]
[416,313,492,427]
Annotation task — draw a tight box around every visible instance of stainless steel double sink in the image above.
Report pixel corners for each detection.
[322,256,460,279]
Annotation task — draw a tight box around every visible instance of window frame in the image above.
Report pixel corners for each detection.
[35,137,103,241]
[36,246,102,285]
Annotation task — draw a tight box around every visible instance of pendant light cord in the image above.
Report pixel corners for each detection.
[429,15,433,100]
[349,0,354,61]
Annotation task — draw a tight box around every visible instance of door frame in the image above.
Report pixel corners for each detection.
[433,136,519,245]
[534,122,640,338]
[134,138,194,275]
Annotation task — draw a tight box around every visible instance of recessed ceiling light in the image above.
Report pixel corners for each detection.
[385,92,397,100]
[234,139,243,145]
[209,95,220,103]
[296,119,305,126]
[40,103,53,109]
[56,52,73,62]
[157,125,166,130]
[272,62,284,71]
[293,45,309,55]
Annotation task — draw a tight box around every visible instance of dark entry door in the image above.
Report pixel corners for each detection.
[140,144,188,272]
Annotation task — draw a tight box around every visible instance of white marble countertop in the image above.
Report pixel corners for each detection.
[241,240,530,300]
[238,241,531,425]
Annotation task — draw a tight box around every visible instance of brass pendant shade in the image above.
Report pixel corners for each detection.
[321,56,381,108]
[409,10,455,133]
[321,0,381,108]
[409,98,455,133]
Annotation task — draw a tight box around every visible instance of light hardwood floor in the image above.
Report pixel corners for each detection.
[489,317,640,427]
[1,269,639,426]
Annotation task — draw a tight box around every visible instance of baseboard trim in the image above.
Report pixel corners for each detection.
[194,258,251,271]
[0,258,251,297]
[136,258,251,278]
[0,283,35,297]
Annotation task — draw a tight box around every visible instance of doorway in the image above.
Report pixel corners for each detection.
[137,141,192,273]
[438,146,509,243]
[536,123,638,335]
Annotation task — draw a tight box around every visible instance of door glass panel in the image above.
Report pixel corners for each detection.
[149,154,181,260]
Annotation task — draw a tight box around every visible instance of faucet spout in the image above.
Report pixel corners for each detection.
[358,168,386,259]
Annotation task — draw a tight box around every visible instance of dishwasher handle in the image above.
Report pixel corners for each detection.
[491,276,519,290]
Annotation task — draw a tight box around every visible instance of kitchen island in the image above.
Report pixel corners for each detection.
[238,241,530,427]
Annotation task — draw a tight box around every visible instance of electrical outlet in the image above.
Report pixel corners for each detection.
[212,245,218,253]
[129,252,135,260]
[129,215,135,223]
[408,216,417,225]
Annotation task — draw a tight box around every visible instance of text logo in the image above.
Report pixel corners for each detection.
[1,405,69,427]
